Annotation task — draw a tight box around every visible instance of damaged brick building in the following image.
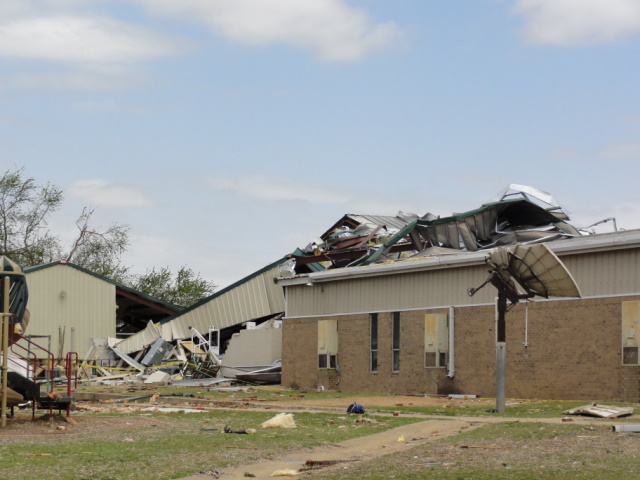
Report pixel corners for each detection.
[277,185,640,402]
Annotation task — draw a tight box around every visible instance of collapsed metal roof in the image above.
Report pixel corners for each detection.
[290,185,598,272]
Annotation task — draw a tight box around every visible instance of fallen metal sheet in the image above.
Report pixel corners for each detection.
[171,377,231,387]
[564,404,634,418]
[110,346,145,372]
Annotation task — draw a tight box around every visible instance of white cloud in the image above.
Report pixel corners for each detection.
[134,0,404,62]
[0,16,187,63]
[0,2,190,90]
[512,0,640,46]
[68,179,154,208]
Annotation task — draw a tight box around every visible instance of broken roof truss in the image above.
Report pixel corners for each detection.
[291,185,586,271]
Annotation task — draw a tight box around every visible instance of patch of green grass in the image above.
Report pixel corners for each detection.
[0,409,420,480]
[76,383,405,405]
[309,422,640,480]
[373,399,639,420]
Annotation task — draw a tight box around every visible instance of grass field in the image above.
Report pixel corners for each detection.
[0,405,421,480]
[1,385,638,479]
[310,421,640,480]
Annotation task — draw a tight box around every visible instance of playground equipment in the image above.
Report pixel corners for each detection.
[1,256,77,427]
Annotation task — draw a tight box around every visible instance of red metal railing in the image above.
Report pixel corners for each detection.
[65,352,79,417]
[9,334,78,420]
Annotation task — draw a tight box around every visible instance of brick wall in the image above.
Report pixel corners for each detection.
[282,295,640,401]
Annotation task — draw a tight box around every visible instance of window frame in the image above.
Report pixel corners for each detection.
[392,312,400,372]
[622,301,640,366]
[318,319,338,370]
[424,312,449,368]
[370,313,378,373]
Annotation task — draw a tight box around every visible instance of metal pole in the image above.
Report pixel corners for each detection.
[1,277,10,428]
[495,290,507,413]
[496,342,506,413]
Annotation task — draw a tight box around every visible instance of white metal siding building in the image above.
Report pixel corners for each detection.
[23,263,116,358]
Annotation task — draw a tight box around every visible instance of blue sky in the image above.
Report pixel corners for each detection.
[1,0,639,288]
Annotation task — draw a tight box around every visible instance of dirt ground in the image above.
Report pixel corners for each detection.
[182,416,482,480]
[0,409,165,440]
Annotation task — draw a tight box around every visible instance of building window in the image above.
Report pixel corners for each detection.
[370,313,378,372]
[622,301,640,365]
[392,312,400,372]
[318,319,338,369]
[424,312,449,367]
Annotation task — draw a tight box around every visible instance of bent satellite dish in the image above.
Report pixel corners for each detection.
[468,243,581,304]
[467,242,581,413]
[489,243,581,300]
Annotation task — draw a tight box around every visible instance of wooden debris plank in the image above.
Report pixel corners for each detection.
[180,341,205,355]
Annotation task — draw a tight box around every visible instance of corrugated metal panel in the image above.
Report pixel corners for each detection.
[22,264,116,358]
[354,214,409,232]
[559,249,640,297]
[287,247,640,317]
[115,321,161,354]
[222,328,282,367]
[287,264,493,316]
[160,265,285,341]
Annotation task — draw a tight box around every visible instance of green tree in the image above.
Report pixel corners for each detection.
[0,166,130,280]
[133,266,217,307]
[0,166,63,265]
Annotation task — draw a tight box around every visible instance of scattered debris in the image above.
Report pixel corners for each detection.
[563,404,634,418]
[224,426,257,434]
[261,413,297,429]
[198,470,220,478]
[140,407,205,414]
[612,425,640,433]
[459,445,510,449]
[270,469,298,477]
[300,459,348,471]
[354,417,375,424]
